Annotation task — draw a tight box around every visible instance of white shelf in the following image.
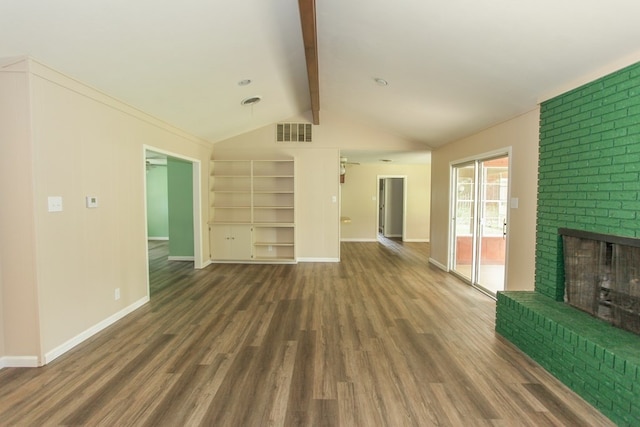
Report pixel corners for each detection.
[210,159,295,263]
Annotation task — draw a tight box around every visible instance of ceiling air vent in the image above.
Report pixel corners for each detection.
[276,123,312,143]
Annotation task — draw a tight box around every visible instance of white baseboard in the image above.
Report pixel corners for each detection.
[340,238,377,242]
[167,256,195,262]
[403,238,430,243]
[0,356,40,369]
[428,257,448,271]
[43,296,149,365]
[198,259,213,269]
[148,237,169,241]
[297,257,340,263]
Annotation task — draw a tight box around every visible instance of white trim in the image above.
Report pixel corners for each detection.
[147,237,169,241]
[340,238,377,242]
[448,147,512,291]
[376,175,408,241]
[199,259,213,269]
[429,257,448,271]
[167,256,195,262]
[43,296,149,365]
[403,238,429,243]
[297,257,340,263]
[0,356,40,368]
[143,145,205,294]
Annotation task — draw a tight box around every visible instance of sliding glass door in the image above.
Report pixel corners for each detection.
[451,155,509,295]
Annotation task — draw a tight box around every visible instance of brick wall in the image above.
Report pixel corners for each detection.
[497,62,640,426]
[497,292,640,426]
[536,62,640,300]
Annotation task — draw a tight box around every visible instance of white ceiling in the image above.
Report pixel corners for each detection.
[2,0,640,163]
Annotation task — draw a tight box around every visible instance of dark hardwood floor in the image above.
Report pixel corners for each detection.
[0,239,613,426]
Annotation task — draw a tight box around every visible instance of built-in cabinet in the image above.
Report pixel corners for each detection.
[209,159,295,263]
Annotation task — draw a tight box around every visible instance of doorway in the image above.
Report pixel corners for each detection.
[450,154,509,295]
[143,146,203,297]
[377,176,406,240]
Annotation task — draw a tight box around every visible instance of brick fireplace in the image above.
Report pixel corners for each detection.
[561,228,640,336]
[496,61,640,426]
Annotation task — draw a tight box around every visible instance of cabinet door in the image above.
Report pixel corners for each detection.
[228,225,252,260]
[210,225,252,260]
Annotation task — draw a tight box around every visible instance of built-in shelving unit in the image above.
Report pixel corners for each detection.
[209,159,295,263]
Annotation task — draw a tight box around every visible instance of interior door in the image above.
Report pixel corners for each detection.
[451,155,509,295]
[378,179,385,234]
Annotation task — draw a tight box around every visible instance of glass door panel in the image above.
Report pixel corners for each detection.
[476,157,508,294]
[451,164,476,281]
[451,155,509,295]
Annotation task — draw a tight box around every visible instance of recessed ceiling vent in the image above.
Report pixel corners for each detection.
[276,123,312,143]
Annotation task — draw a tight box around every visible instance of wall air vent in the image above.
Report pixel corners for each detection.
[276,123,312,143]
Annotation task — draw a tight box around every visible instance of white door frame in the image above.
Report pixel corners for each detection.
[376,175,407,241]
[448,147,511,293]
[143,145,203,296]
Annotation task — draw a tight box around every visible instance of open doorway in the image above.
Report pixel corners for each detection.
[377,176,406,241]
[144,146,202,297]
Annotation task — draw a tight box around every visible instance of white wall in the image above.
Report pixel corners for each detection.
[1,57,213,365]
[213,111,431,255]
[213,139,341,261]
[341,164,430,242]
[430,108,539,291]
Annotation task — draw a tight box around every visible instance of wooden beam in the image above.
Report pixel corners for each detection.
[298,0,320,125]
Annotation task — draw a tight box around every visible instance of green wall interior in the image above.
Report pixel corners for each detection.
[167,158,194,257]
[146,163,169,238]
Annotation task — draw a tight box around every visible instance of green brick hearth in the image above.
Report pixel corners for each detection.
[496,61,640,426]
[496,292,640,425]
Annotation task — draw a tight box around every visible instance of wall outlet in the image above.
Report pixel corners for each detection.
[47,196,63,212]
[115,288,120,300]
[86,196,98,208]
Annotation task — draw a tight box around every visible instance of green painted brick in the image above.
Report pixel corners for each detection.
[611,172,639,182]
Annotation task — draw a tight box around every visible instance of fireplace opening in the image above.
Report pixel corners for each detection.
[560,228,640,336]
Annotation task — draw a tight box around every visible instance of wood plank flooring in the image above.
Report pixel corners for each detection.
[0,239,614,426]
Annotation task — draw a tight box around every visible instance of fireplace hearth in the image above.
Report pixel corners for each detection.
[560,228,640,335]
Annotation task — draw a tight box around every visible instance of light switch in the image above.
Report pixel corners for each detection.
[86,196,98,208]
[511,197,519,209]
[331,195,337,203]
[48,196,63,212]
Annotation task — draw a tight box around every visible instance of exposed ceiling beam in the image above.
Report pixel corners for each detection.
[298,0,320,125]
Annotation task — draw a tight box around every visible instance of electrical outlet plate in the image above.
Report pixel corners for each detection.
[48,196,63,212]
[86,196,98,208]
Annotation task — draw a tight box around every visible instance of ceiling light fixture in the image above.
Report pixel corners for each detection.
[238,79,252,86]
[374,78,389,86]
[380,159,392,162]
[241,96,262,106]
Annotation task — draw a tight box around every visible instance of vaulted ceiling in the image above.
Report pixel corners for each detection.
[2,0,640,157]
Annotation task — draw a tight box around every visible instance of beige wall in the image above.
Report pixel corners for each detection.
[0,263,4,359]
[0,59,41,361]
[212,110,429,259]
[340,164,430,242]
[430,108,539,291]
[0,58,213,364]
[213,126,341,261]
